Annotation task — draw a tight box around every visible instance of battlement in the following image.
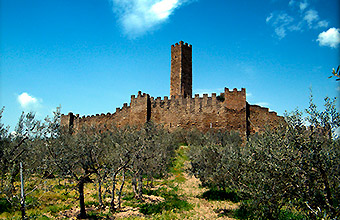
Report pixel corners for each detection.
[224,87,246,110]
[171,41,192,48]
[61,41,282,137]
[224,87,246,94]
[149,88,246,112]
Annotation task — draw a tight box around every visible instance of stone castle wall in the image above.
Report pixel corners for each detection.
[61,88,283,137]
[150,89,246,133]
[248,104,283,134]
[61,41,284,136]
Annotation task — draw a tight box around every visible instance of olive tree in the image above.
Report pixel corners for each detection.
[187,96,340,219]
[0,108,44,207]
[44,110,105,219]
[239,97,340,219]
[188,130,243,190]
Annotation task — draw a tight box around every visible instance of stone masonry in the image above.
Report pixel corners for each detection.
[170,41,192,98]
[61,41,284,137]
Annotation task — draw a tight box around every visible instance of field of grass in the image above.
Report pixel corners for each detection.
[0,146,239,219]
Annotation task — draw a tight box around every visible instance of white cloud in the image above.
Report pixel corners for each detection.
[304,9,319,27]
[17,92,40,109]
[266,12,294,39]
[151,0,179,20]
[288,0,308,11]
[110,0,192,38]
[276,12,294,25]
[275,26,287,39]
[266,13,273,23]
[317,27,340,48]
[287,22,302,31]
[316,20,329,28]
[267,1,329,39]
[299,1,308,11]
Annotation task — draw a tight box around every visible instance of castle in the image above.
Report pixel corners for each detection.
[61,41,283,137]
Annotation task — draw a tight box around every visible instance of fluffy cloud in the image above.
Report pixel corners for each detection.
[267,0,329,39]
[17,92,40,109]
[317,28,340,48]
[110,0,192,38]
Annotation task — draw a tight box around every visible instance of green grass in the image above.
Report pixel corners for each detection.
[139,193,192,215]
[43,204,69,214]
[123,146,193,217]
[85,200,100,207]
[139,185,192,215]
[122,192,140,208]
[0,177,79,219]
[169,146,189,184]
[86,210,111,220]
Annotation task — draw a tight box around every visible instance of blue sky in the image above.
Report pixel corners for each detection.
[1,0,339,130]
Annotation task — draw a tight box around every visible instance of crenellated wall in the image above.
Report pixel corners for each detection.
[224,88,246,110]
[61,87,282,137]
[148,88,247,135]
[61,41,284,137]
[61,90,150,132]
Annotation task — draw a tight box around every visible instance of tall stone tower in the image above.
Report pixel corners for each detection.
[170,41,192,98]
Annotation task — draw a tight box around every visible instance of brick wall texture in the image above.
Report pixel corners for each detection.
[61,41,284,137]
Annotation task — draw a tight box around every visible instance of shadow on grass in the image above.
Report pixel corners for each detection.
[201,188,240,203]
[232,201,308,220]
[0,198,12,214]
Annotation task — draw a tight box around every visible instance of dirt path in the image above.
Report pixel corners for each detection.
[177,161,239,220]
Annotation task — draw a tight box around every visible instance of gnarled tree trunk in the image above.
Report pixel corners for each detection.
[78,177,86,219]
[117,169,126,210]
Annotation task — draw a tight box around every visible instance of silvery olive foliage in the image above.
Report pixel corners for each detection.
[188,97,340,219]
[0,107,177,218]
[188,130,243,190]
[0,107,46,207]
